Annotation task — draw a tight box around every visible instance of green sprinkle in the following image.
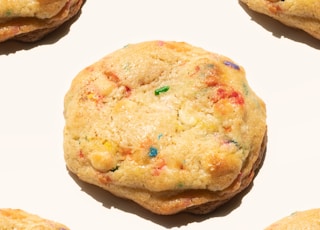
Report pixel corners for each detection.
[206,64,214,68]
[122,62,131,71]
[155,86,170,95]
[177,182,184,188]
[242,83,249,96]
[5,10,12,16]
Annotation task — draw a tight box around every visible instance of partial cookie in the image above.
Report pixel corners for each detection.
[0,0,84,42]
[0,208,69,230]
[265,208,320,229]
[63,40,267,215]
[240,0,320,40]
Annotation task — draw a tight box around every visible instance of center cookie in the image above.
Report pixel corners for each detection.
[63,41,267,215]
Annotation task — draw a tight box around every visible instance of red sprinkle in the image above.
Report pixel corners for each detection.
[268,4,282,14]
[121,147,132,156]
[152,158,166,176]
[229,91,244,105]
[78,150,84,158]
[98,174,112,184]
[213,87,244,105]
[124,85,132,97]
[157,40,165,46]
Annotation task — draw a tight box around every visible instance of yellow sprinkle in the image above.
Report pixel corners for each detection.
[87,93,95,100]
[103,140,117,153]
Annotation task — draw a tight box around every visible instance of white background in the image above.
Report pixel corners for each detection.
[1,1,320,229]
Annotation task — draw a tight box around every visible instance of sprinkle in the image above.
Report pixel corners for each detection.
[229,91,244,104]
[242,83,249,95]
[149,147,158,157]
[104,71,120,83]
[124,85,131,97]
[110,165,119,172]
[78,150,84,158]
[223,60,240,70]
[206,64,214,68]
[213,88,244,105]
[5,10,12,16]
[152,158,166,176]
[122,62,131,71]
[290,211,298,216]
[155,86,170,95]
[177,182,184,188]
[157,133,163,140]
[103,140,114,152]
[157,40,165,46]
[227,139,239,147]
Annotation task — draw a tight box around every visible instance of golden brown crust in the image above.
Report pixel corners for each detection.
[186,131,267,214]
[240,0,320,40]
[265,208,320,229]
[63,41,267,215]
[0,208,69,230]
[97,131,267,215]
[0,0,84,42]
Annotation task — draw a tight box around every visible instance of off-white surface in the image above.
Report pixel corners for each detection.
[0,1,319,229]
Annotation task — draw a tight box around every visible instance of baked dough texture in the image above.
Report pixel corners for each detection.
[0,208,69,230]
[63,40,267,215]
[265,208,320,229]
[240,0,320,40]
[0,0,84,42]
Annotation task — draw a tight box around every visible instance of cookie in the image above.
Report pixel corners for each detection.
[63,40,267,215]
[0,0,84,42]
[265,208,320,229]
[0,208,69,229]
[240,0,320,40]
